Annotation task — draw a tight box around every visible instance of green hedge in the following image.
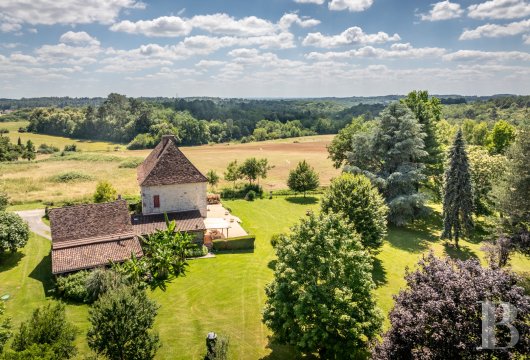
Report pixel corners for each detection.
[212,235,255,251]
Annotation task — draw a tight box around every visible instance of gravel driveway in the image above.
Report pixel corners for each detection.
[15,209,51,240]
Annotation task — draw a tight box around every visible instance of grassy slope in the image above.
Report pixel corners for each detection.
[2,121,121,152]
[1,197,529,359]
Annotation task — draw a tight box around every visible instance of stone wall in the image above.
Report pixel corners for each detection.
[141,182,207,217]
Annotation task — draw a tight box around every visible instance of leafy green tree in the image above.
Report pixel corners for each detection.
[21,140,36,161]
[286,160,319,197]
[0,301,11,351]
[0,137,21,162]
[120,216,192,291]
[238,158,270,185]
[0,192,8,211]
[93,181,117,203]
[321,173,388,252]
[401,90,443,181]
[87,285,160,360]
[10,303,77,360]
[223,160,241,187]
[206,170,220,191]
[345,102,428,226]
[263,212,383,358]
[442,130,474,247]
[494,120,530,257]
[0,212,29,254]
[486,120,515,154]
[468,147,507,215]
[327,116,371,168]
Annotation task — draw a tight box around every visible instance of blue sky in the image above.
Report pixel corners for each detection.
[1,0,529,98]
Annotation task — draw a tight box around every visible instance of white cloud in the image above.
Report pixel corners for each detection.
[294,0,325,4]
[524,34,530,44]
[303,26,400,47]
[35,42,101,65]
[328,0,373,12]
[190,14,277,36]
[110,16,192,37]
[0,0,144,32]
[467,0,530,20]
[111,12,319,37]
[0,42,21,49]
[443,49,530,61]
[278,13,320,30]
[306,43,446,60]
[195,60,225,68]
[421,1,464,21]
[59,31,100,46]
[460,19,530,40]
[9,53,39,64]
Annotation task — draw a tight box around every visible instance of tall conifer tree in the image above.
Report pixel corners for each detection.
[442,129,474,247]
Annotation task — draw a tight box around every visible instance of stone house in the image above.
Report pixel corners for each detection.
[49,135,208,275]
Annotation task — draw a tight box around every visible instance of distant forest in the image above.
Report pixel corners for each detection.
[1,94,528,149]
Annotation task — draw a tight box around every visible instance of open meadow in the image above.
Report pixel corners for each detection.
[1,122,339,207]
[1,197,529,359]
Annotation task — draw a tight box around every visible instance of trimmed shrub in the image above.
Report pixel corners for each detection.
[212,235,255,251]
[220,184,263,200]
[245,190,256,201]
[49,171,94,183]
[55,271,90,303]
[186,244,208,258]
[118,157,144,169]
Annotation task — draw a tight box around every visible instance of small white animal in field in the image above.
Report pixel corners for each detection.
[285,160,290,165]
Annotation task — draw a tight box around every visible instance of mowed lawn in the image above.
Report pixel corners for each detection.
[1,197,529,359]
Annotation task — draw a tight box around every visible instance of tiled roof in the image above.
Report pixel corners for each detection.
[49,200,142,274]
[52,237,143,274]
[132,210,206,236]
[137,135,207,187]
[49,200,132,243]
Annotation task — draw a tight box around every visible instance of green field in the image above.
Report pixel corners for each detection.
[1,125,339,206]
[1,197,529,359]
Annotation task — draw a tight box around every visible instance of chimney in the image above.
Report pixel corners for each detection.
[162,134,175,146]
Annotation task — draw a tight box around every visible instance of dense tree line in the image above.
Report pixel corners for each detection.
[22,94,385,148]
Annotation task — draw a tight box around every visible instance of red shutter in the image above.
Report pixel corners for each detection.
[153,195,160,208]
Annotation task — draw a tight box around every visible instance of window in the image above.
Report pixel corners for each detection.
[153,195,160,208]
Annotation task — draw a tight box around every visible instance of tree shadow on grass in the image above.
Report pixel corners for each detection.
[28,251,55,297]
[443,242,479,261]
[0,252,24,273]
[268,259,277,271]
[260,337,313,360]
[386,213,441,253]
[372,257,387,288]
[285,196,319,205]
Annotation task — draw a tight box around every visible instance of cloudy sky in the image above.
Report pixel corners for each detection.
[1,0,529,98]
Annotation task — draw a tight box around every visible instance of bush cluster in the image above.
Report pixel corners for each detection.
[55,268,128,304]
[37,143,59,154]
[220,184,263,200]
[186,244,208,258]
[118,157,144,168]
[49,171,94,183]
